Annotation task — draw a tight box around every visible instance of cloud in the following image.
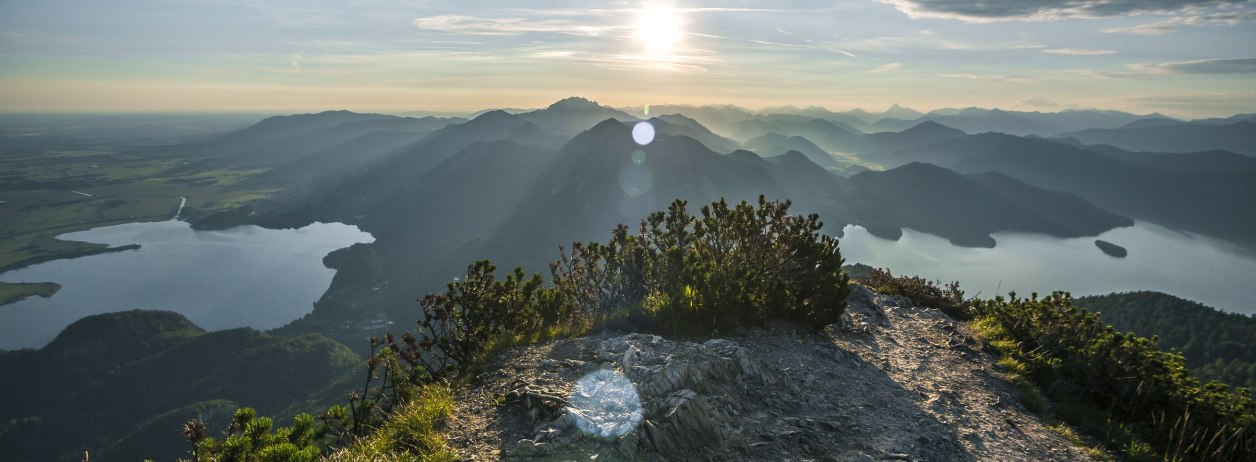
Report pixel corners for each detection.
[579,53,713,74]
[1136,57,1256,74]
[505,7,848,17]
[1099,92,1256,117]
[1105,10,1256,34]
[412,7,842,37]
[746,39,858,57]
[862,62,904,74]
[879,0,1250,22]
[940,73,1040,83]
[1043,48,1118,55]
[413,15,613,36]
[1117,92,1256,106]
[1019,96,1060,107]
[774,29,858,58]
[836,32,980,52]
[531,51,576,58]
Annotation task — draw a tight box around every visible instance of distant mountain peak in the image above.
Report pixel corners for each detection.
[655,113,701,126]
[548,96,603,110]
[589,117,627,131]
[774,149,819,167]
[1118,117,1182,130]
[882,103,923,120]
[566,118,630,144]
[473,109,515,121]
[895,161,950,174]
[903,120,964,136]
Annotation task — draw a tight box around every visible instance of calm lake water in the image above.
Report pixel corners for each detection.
[0,220,373,349]
[840,222,1256,315]
[2,219,1251,349]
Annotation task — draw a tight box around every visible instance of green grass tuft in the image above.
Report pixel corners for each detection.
[329,385,457,462]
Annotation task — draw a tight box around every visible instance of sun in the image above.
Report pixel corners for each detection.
[635,5,683,55]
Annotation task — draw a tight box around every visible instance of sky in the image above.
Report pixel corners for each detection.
[1,0,1254,118]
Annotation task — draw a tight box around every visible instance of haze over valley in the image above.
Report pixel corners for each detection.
[3,1,1256,461]
[4,95,1255,344]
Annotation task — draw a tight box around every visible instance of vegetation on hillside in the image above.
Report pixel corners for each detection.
[0,147,275,275]
[0,310,359,462]
[858,267,967,319]
[973,292,1255,462]
[186,196,851,461]
[180,197,1255,462]
[852,271,1255,461]
[1077,291,1256,389]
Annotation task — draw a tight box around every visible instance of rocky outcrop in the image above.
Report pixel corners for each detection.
[443,286,1099,461]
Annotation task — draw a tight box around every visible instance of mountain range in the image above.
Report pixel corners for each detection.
[5,97,1255,461]
[154,97,1256,350]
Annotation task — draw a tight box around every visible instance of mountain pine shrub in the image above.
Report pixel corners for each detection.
[973,292,1255,461]
[183,408,321,462]
[553,196,850,336]
[859,267,968,319]
[183,196,851,460]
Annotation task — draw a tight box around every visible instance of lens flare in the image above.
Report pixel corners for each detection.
[566,369,643,438]
[632,121,655,145]
[618,164,653,197]
[631,149,647,165]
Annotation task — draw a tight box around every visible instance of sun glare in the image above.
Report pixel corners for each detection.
[635,5,683,55]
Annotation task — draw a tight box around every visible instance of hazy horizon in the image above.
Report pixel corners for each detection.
[0,98,1249,122]
[3,1,1254,118]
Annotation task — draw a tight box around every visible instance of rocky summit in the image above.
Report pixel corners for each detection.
[441,286,1094,461]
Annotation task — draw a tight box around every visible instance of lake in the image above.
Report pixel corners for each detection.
[0,220,373,349]
[839,221,1256,315]
[3,218,1252,350]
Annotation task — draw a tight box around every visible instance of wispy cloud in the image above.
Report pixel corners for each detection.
[413,15,615,36]
[745,39,858,58]
[1043,48,1118,55]
[940,73,1040,83]
[683,28,858,58]
[775,29,858,58]
[1097,92,1256,117]
[1018,96,1060,108]
[531,51,576,58]
[572,52,714,74]
[834,31,1040,53]
[880,0,1250,22]
[862,62,903,74]
[1105,10,1256,34]
[506,7,847,17]
[1116,92,1256,106]
[245,2,349,27]
[1134,57,1256,74]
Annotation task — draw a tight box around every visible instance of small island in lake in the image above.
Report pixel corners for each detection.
[1095,240,1128,258]
[0,282,60,305]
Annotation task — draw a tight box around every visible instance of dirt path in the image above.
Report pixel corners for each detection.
[443,285,1095,461]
